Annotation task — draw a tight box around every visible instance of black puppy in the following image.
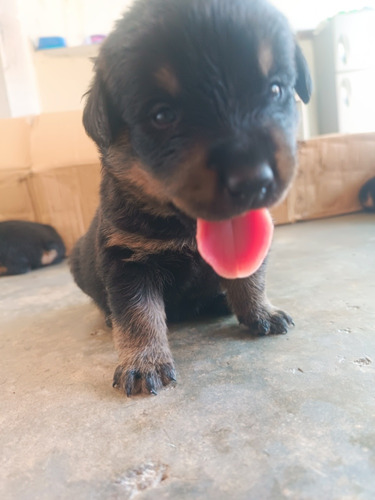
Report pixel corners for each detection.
[70,0,312,396]
[0,220,65,276]
[359,177,375,212]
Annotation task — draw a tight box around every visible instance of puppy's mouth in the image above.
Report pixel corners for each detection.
[195,208,274,280]
[169,161,283,280]
[144,138,293,279]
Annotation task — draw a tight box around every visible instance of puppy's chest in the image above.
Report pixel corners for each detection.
[103,213,197,262]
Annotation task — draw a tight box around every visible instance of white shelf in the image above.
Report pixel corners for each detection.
[34,44,101,58]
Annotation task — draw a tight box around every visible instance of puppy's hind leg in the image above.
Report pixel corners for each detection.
[221,261,294,336]
[105,260,176,396]
[70,231,112,324]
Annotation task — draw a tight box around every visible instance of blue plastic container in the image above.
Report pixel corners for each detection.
[37,37,67,50]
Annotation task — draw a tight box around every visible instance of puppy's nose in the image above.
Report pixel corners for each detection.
[208,141,274,206]
[224,162,274,204]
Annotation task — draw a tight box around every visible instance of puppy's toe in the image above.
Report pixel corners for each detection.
[268,309,294,335]
[246,317,272,336]
[242,307,294,336]
[112,362,176,397]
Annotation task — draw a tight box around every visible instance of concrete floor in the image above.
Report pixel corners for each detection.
[1,214,375,500]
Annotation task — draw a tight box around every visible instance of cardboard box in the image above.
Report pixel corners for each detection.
[0,169,36,222]
[0,117,35,223]
[28,165,100,252]
[0,111,100,253]
[293,134,375,220]
[0,111,374,254]
[28,111,101,252]
[272,134,375,224]
[30,111,98,171]
[0,117,31,170]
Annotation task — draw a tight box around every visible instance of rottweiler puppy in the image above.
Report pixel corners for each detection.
[70,0,312,396]
[359,177,375,212]
[0,220,65,276]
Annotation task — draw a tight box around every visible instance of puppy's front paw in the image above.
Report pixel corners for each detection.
[112,355,176,397]
[240,306,294,336]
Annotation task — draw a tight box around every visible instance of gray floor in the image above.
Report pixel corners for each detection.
[1,214,375,500]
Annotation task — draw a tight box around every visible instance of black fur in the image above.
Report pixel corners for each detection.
[0,221,65,276]
[70,0,311,396]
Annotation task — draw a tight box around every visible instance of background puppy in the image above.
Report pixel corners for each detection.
[70,0,312,396]
[0,220,65,276]
[359,177,375,212]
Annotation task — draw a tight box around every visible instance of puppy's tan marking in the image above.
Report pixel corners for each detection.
[112,294,174,393]
[109,136,219,220]
[108,137,175,217]
[270,126,296,192]
[168,144,219,219]
[41,249,58,265]
[112,297,167,358]
[0,266,8,275]
[105,227,195,255]
[124,163,171,205]
[258,42,274,77]
[155,65,180,96]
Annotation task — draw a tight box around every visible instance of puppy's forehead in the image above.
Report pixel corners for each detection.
[149,5,292,90]
[104,0,295,102]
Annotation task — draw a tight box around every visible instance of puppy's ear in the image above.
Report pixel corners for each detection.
[294,43,312,104]
[83,72,116,149]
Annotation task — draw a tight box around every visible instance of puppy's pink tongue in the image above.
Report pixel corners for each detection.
[196,209,273,279]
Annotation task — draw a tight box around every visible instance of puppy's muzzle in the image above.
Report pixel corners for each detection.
[208,141,275,209]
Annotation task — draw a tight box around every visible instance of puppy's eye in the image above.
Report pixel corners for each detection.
[270,83,282,99]
[151,105,177,128]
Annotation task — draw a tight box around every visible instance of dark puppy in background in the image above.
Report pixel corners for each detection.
[0,220,65,276]
[359,177,375,212]
[70,0,312,396]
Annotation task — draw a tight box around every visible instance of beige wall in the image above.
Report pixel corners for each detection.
[273,0,375,30]
[6,0,372,123]
[0,53,11,119]
[0,0,40,117]
[32,45,98,113]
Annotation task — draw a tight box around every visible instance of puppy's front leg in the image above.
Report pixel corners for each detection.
[105,261,175,396]
[221,262,294,336]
